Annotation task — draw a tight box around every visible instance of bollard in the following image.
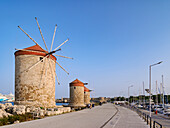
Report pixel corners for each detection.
[155,110,157,115]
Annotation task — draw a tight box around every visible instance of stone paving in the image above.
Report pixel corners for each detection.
[1,103,149,128]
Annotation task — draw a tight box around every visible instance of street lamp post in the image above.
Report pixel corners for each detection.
[128,85,133,106]
[149,61,163,117]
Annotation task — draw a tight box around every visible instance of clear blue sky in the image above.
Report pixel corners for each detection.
[0,0,170,98]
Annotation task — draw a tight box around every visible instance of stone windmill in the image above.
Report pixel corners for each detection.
[15,17,73,108]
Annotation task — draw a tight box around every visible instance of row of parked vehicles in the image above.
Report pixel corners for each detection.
[154,104,170,116]
[137,104,170,116]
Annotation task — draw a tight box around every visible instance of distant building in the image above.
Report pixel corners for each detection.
[55,98,69,103]
[99,97,105,102]
[91,97,107,103]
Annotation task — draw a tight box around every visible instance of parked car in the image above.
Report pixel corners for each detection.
[164,105,170,116]
[137,105,143,109]
[147,105,155,112]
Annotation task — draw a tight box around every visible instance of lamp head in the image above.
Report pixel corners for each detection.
[157,61,163,64]
[145,89,150,93]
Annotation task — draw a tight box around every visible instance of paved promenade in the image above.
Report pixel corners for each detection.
[2,103,149,128]
[104,106,149,128]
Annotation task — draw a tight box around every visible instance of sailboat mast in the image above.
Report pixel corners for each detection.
[156,81,158,106]
[162,75,164,107]
[143,81,145,107]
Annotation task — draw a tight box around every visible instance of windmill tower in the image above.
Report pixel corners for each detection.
[69,79,86,107]
[15,17,73,108]
[84,86,91,105]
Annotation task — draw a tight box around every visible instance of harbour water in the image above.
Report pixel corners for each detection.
[55,103,69,106]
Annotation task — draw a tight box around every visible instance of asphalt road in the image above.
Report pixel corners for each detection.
[1,103,149,128]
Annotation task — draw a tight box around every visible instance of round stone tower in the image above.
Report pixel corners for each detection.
[69,79,85,107]
[84,86,91,105]
[14,44,56,108]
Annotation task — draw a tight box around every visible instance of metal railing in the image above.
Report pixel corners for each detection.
[124,105,163,128]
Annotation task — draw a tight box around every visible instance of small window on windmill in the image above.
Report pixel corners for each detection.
[40,57,43,62]
[74,87,76,89]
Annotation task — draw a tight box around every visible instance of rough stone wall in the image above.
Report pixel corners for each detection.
[15,55,56,108]
[69,86,85,107]
[84,92,91,104]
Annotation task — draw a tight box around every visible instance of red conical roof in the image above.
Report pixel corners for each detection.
[15,44,56,61]
[70,79,84,84]
[84,86,90,92]
[70,79,84,87]
[24,44,47,52]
